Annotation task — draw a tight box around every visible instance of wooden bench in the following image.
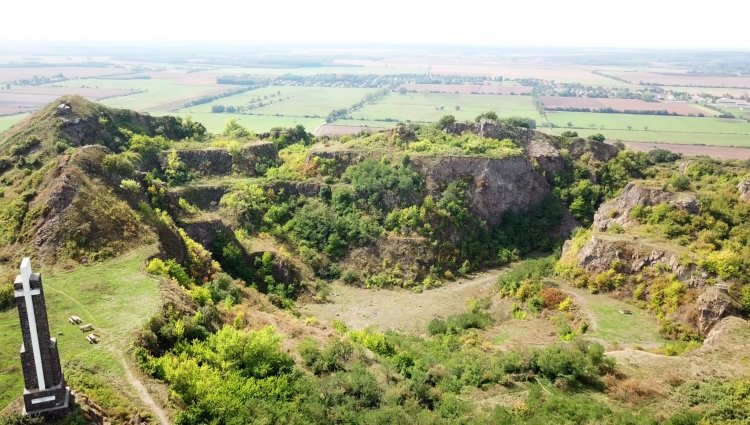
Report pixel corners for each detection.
[69,315,82,325]
[79,323,94,332]
[86,334,99,344]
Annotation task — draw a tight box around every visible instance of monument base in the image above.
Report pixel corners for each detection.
[22,382,71,418]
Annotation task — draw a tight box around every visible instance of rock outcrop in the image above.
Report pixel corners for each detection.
[571,234,706,287]
[169,142,278,177]
[410,155,550,226]
[593,183,699,231]
[738,180,750,202]
[568,138,619,163]
[343,236,434,284]
[697,286,740,334]
[519,135,566,176]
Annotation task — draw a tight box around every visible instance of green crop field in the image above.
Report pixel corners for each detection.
[0,114,28,133]
[169,111,324,134]
[350,92,543,123]
[547,127,750,146]
[0,248,160,411]
[180,86,378,117]
[46,78,220,111]
[546,111,750,146]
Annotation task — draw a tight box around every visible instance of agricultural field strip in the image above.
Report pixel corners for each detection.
[547,111,750,134]
[539,96,713,116]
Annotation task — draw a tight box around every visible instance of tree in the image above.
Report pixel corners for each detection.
[437,115,456,130]
[165,150,191,186]
[587,133,606,142]
[475,111,498,123]
[223,119,249,138]
[670,174,691,191]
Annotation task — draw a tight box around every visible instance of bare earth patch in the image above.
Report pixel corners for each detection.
[300,269,503,334]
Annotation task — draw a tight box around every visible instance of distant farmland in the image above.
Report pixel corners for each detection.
[547,111,750,146]
[401,83,532,95]
[604,71,750,88]
[0,66,125,83]
[0,86,136,114]
[180,86,378,118]
[540,96,714,116]
[350,92,543,123]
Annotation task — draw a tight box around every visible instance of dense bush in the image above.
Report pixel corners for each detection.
[342,159,423,209]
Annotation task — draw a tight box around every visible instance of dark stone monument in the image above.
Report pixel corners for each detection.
[14,257,71,417]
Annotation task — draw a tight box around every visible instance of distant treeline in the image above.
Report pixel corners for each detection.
[183,86,256,108]
[216,73,493,88]
[8,73,66,86]
[326,86,395,123]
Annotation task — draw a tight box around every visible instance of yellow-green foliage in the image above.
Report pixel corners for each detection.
[633,267,685,317]
[265,144,309,180]
[119,178,140,192]
[347,329,396,356]
[558,296,573,311]
[178,228,221,282]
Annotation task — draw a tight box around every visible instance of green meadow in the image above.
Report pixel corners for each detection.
[0,248,161,413]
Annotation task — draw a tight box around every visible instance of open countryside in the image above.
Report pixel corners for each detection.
[0,50,748,150]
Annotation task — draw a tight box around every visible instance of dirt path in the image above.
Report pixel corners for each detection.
[300,269,504,333]
[120,356,170,425]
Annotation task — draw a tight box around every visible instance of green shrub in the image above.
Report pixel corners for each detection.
[0,283,14,311]
[119,178,140,193]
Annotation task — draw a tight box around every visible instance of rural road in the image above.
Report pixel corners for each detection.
[120,355,170,425]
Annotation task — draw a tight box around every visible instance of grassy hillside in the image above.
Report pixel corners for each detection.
[0,247,161,419]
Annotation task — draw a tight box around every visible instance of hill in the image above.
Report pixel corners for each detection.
[1,97,749,424]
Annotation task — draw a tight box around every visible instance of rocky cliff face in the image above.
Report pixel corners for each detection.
[593,183,700,231]
[410,155,550,226]
[570,234,706,287]
[697,286,740,334]
[170,142,278,177]
[343,236,434,284]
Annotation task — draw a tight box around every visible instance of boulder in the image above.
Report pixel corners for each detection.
[593,183,699,231]
[696,286,740,335]
[738,180,750,202]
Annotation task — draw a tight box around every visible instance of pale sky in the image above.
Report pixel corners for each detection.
[0,0,748,49]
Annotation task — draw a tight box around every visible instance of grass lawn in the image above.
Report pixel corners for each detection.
[0,114,28,134]
[45,78,220,111]
[0,247,161,414]
[167,111,324,134]
[551,278,667,349]
[180,85,378,117]
[350,92,543,123]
